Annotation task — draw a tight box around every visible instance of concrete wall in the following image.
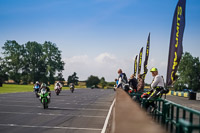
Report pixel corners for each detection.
[107,88,166,133]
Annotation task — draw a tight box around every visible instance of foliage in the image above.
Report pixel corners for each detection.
[99,77,107,88]
[42,41,65,84]
[174,52,200,91]
[2,40,23,84]
[106,81,116,88]
[56,72,65,82]
[1,40,65,84]
[0,57,8,87]
[86,75,100,88]
[67,72,79,85]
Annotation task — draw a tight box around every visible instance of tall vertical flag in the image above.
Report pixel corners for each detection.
[166,0,186,86]
[143,33,150,80]
[138,47,143,75]
[134,55,138,76]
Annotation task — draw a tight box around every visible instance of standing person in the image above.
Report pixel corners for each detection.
[117,69,129,93]
[115,78,118,86]
[137,74,145,93]
[146,67,164,112]
[114,79,118,91]
[129,74,138,92]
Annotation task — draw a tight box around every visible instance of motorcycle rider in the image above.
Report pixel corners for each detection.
[69,83,75,88]
[33,81,40,97]
[33,81,40,91]
[55,81,62,91]
[117,69,129,93]
[145,67,164,112]
[39,83,51,98]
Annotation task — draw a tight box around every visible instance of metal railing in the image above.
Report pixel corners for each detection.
[130,92,200,133]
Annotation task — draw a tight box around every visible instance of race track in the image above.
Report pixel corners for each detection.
[0,89,115,133]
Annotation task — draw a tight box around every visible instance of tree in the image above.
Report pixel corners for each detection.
[67,72,79,85]
[0,57,8,87]
[2,40,23,84]
[56,72,65,82]
[23,41,44,84]
[42,41,65,84]
[1,40,65,84]
[86,75,100,88]
[107,82,116,88]
[174,52,200,91]
[99,77,107,88]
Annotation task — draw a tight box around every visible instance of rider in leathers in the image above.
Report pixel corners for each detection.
[145,67,164,112]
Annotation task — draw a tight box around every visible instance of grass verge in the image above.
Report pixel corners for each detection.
[0,84,70,94]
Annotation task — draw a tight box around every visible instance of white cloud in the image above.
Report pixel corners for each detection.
[64,55,89,64]
[63,53,133,82]
[95,52,116,64]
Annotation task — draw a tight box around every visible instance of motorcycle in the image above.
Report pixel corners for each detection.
[70,85,74,93]
[54,86,61,95]
[33,85,40,97]
[39,88,50,109]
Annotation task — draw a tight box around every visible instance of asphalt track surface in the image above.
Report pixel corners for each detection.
[165,95,200,111]
[0,89,115,133]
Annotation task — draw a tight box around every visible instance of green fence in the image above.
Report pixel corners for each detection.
[130,93,200,133]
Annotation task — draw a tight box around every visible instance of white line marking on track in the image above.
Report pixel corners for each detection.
[0,111,105,118]
[101,98,116,133]
[0,100,37,104]
[0,124,102,131]
[0,104,108,111]
[0,100,110,106]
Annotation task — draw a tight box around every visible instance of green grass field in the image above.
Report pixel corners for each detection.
[0,84,71,94]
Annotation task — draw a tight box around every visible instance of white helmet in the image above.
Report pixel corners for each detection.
[41,83,47,88]
[36,81,39,84]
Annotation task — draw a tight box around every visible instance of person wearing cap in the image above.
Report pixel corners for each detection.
[145,67,164,112]
[117,69,129,92]
[150,67,164,90]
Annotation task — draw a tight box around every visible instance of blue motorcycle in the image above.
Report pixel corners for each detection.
[34,85,40,97]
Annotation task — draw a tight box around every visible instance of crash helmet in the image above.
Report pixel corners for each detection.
[41,83,47,88]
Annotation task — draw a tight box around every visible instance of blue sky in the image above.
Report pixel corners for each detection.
[0,0,200,83]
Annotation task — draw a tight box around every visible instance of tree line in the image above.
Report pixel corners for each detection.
[174,52,200,91]
[0,40,65,86]
[67,73,114,88]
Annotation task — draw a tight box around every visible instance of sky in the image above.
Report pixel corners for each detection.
[0,0,200,83]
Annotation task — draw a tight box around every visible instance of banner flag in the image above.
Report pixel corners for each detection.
[143,33,150,80]
[138,47,143,75]
[166,0,186,86]
[134,55,138,76]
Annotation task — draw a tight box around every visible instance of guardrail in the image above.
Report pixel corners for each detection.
[130,92,200,133]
